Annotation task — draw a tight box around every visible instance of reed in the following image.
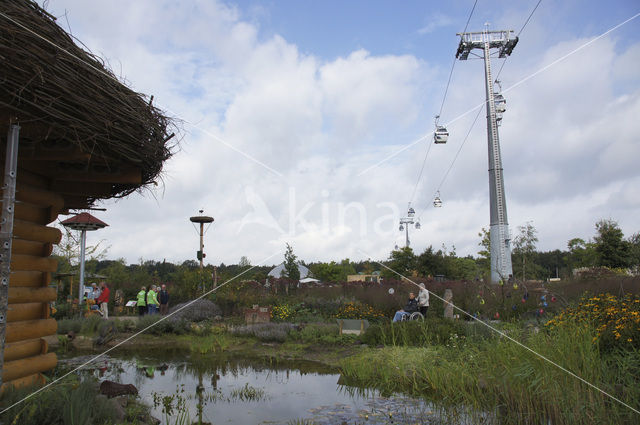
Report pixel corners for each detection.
[341,322,640,424]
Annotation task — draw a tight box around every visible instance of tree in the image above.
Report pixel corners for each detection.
[565,237,597,271]
[629,232,640,271]
[512,221,538,281]
[477,227,491,276]
[310,262,342,283]
[382,247,416,279]
[594,219,631,268]
[239,256,251,268]
[283,243,300,281]
[416,246,444,277]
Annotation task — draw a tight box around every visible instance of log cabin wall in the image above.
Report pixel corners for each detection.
[1,166,61,392]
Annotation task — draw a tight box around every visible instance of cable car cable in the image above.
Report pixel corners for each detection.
[437,0,478,119]
[418,0,544,219]
[495,0,543,80]
[407,0,478,205]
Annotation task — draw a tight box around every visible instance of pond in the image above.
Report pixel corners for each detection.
[60,350,437,425]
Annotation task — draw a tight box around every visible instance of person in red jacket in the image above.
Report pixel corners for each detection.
[96,281,110,319]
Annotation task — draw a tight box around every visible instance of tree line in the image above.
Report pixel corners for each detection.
[52,218,639,303]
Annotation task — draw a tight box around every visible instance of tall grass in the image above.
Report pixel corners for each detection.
[0,380,115,425]
[341,322,640,424]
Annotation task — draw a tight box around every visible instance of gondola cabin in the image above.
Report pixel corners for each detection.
[433,193,443,208]
[434,126,449,144]
[494,94,506,113]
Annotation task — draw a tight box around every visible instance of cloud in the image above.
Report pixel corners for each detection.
[418,13,453,35]
[41,1,640,267]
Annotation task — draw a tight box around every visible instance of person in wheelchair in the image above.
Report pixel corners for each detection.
[393,292,419,322]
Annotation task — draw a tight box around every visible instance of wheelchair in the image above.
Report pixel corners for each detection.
[401,311,424,321]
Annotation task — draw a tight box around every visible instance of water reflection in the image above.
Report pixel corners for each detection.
[60,351,432,425]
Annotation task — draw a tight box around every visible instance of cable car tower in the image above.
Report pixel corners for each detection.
[456,26,518,283]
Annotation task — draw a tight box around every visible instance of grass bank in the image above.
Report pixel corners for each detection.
[340,322,640,424]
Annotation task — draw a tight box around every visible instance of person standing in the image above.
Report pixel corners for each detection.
[136,286,147,316]
[146,285,158,314]
[95,281,110,319]
[159,284,169,315]
[418,283,429,316]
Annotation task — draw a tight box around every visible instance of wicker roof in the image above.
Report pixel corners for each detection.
[0,0,177,208]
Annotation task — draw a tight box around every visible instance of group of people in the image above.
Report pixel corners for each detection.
[86,281,110,319]
[136,284,169,316]
[392,282,429,322]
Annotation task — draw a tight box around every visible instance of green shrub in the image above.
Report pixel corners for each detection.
[137,315,191,335]
[52,302,75,320]
[231,323,296,342]
[80,315,103,334]
[0,379,115,425]
[57,318,82,334]
[114,318,136,332]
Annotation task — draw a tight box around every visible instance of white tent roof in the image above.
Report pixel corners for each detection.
[267,262,310,279]
[299,277,320,283]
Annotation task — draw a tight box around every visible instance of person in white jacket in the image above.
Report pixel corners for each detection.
[417,282,429,316]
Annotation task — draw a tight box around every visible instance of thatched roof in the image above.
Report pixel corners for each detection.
[0,0,177,209]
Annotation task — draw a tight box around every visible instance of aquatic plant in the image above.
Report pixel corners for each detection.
[152,384,191,425]
[228,383,268,402]
[0,379,116,425]
[361,317,469,347]
[341,321,640,424]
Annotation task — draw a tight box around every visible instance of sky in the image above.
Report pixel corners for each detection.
[35,0,640,268]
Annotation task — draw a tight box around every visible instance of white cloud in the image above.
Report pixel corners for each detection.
[418,13,453,35]
[41,1,640,267]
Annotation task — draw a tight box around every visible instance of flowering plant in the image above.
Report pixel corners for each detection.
[334,301,386,321]
[545,293,640,351]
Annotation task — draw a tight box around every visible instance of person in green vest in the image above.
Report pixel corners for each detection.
[147,284,159,315]
[136,286,147,316]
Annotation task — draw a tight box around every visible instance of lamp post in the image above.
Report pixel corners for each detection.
[189,210,214,293]
[60,212,108,305]
[399,204,420,248]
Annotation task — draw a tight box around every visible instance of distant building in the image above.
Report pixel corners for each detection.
[347,271,381,283]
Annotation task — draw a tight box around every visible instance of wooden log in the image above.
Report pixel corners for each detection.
[13,219,62,244]
[8,287,56,304]
[4,338,47,362]
[21,149,91,162]
[51,181,115,197]
[10,254,58,272]
[15,183,64,211]
[5,319,57,343]
[6,302,45,322]
[2,353,57,382]
[55,168,142,184]
[9,271,48,288]
[16,167,51,188]
[0,201,49,224]
[11,239,46,256]
[0,372,45,394]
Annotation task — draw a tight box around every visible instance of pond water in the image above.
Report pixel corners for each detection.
[60,350,438,425]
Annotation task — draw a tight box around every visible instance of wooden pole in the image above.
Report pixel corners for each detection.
[0,124,20,388]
